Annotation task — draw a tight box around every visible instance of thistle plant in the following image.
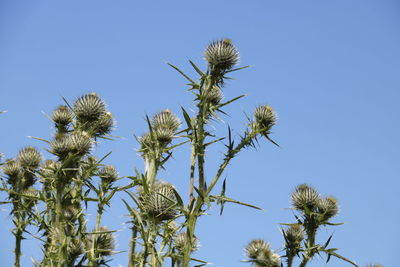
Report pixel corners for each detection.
[122,38,279,267]
[243,185,358,267]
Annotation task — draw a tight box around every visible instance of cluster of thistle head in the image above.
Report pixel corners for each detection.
[244,184,339,267]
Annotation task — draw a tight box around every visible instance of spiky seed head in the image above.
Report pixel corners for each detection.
[87,226,115,257]
[204,85,223,106]
[253,105,277,133]
[67,132,92,156]
[173,232,199,252]
[94,112,114,136]
[245,239,271,259]
[284,225,304,248]
[291,184,320,212]
[52,105,73,126]
[17,146,42,169]
[2,159,21,179]
[316,196,339,220]
[73,93,107,123]
[98,165,118,185]
[204,39,239,71]
[141,182,178,221]
[152,109,181,132]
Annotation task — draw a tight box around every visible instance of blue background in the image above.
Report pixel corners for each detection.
[1,1,399,266]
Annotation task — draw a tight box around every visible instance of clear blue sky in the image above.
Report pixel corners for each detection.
[1,1,399,266]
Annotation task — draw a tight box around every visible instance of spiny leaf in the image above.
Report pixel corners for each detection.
[189,60,204,76]
[167,63,195,84]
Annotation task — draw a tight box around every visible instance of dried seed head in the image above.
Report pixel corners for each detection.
[152,109,180,132]
[316,196,339,220]
[87,226,115,257]
[173,232,199,252]
[2,159,21,179]
[284,225,304,248]
[204,39,239,71]
[52,105,73,126]
[291,184,320,212]
[204,85,223,106]
[94,112,114,136]
[17,147,42,169]
[73,93,107,123]
[253,105,277,133]
[141,182,178,221]
[98,165,118,185]
[245,239,271,259]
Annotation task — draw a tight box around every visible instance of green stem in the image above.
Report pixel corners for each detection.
[14,228,22,267]
[299,225,317,267]
[189,143,196,203]
[128,224,138,267]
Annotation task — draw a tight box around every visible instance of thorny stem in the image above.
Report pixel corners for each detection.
[182,130,258,267]
[188,143,196,203]
[13,225,22,267]
[299,225,317,267]
[128,224,138,267]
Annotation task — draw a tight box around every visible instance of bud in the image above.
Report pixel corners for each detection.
[86,226,115,257]
[283,225,304,248]
[141,182,178,221]
[98,165,118,185]
[73,93,107,123]
[204,39,239,71]
[245,239,280,267]
[67,132,92,156]
[2,159,21,179]
[253,105,277,133]
[94,112,114,136]
[17,146,42,169]
[152,109,180,132]
[291,184,320,212]
[173,232,199,252]
[52,105,73,126]
[203,85,223,106]
[316,196,339,220]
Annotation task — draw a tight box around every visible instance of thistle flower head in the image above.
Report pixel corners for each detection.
[316,196,339,220]
[253,105,277,133]
[284,225,304,248]
[51,132,92,158]
[152,109,180,132]
[67,238,84,261]
[17,146,42,169]
[245,239,271,260]
[73,93,107,123]
[2,159,21,179]
[141,182,178,221]
[52,105,73,126]
[204,39,239,71]
[245,239,281,267]
[138,132,153,152]
[86,226,115,257]
[173,232,199,252]
[203,85,223,106]
[98,165,118,185]
[154,127,175,144]
[93,111,114,136]
[291,184,320,212]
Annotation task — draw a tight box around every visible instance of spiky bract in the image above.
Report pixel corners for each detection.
[253,105,277,133]
[2,159,21,179]
[17,146,42,169]
[141,182,178,221]
[93,112,114,136]
[204,39,239,71]
[52,105,73,126]
[51,132,92,158]
[291,184,320,211]
[73,93,107,123]
[173,232,199,252]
